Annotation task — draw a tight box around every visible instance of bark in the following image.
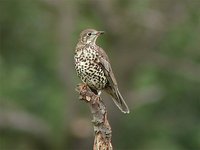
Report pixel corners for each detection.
[76,84,113,150]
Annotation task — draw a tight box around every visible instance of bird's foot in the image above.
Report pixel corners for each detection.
[92,95,100,104]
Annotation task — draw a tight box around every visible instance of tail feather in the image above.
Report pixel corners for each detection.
[105,86,130,114]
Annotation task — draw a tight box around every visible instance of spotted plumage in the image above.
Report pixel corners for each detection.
[74,29,130,113]
[75,44,107,89]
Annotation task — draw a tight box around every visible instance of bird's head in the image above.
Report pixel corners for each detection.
[79,29,104,45]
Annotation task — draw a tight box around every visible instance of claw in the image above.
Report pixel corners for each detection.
[92,95,100,104]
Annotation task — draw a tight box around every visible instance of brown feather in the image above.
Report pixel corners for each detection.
[96,47,130,113]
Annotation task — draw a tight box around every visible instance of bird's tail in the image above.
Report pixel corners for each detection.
[105,86,130,114]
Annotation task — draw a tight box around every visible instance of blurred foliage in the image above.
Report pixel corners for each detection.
[0,0,200,150]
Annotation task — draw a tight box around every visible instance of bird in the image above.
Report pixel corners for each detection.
[74,29,129,113]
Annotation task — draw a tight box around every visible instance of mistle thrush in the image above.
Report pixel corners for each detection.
[74,29,129,113]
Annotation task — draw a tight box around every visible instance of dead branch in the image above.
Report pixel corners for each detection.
[76,84,113,150]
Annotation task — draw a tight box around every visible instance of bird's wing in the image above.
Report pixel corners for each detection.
[96,47,130,113]
[96,47,117,86]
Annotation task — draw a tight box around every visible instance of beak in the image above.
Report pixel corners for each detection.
[96,31,105,35]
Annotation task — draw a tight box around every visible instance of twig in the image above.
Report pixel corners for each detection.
[76,84,113,150]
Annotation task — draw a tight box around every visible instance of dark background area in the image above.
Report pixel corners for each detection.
[0,0,200,150]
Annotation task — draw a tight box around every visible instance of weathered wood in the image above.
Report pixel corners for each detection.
[76,84,113,150]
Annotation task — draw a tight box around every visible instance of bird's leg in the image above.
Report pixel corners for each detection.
[98,91,101,96]
[87,87,101,104]
[93,91,101,104]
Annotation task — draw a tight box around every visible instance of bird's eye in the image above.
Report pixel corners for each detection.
[88,33,92,36]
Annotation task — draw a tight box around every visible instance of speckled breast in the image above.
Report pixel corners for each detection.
[74,44,107,90]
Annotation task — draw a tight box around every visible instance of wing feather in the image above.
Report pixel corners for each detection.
[96,47,117,86]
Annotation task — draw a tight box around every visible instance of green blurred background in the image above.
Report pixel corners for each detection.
[1,0,200,150]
